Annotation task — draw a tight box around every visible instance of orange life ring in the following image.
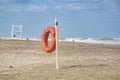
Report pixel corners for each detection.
[41,26,56,53]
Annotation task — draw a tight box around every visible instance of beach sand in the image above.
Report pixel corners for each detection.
[0,39,120,80]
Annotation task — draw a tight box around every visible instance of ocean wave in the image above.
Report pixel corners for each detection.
[1,37,120,45]
[61,38,120,45]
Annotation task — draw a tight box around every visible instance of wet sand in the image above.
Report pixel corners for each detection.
[0,39,120,80]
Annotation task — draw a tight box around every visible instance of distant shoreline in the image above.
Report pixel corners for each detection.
[1,37,120,45]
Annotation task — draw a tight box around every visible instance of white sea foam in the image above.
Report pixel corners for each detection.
[61,38,120,45]
[1,37,120,45]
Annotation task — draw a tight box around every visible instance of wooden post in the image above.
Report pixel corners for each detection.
[55,17,59,69]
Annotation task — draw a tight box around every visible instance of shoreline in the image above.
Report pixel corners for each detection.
[1,38,120,45]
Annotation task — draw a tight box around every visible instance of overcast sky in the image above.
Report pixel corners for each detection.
[0,0,120,38]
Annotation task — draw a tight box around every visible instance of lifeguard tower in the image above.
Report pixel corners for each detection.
[11,25,22,39]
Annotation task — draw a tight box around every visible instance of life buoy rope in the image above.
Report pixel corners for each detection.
[41,26,56,53]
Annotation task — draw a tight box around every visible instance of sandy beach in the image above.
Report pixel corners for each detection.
[0,39,120,80]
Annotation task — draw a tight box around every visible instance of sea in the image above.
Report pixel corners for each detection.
[60,37,120,45]
[1,37,120,45]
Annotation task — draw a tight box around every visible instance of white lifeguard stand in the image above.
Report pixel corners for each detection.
[11,25,22,39]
